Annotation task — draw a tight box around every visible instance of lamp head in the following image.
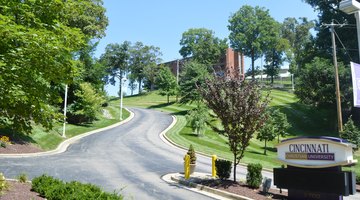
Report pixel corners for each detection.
[340,0,360,14]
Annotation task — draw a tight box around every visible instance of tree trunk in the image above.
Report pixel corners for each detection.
[264,139,267,155]
[251,49,255,80]
[233,153,237,182]
[138,78,142,94]
[167,94,169,103]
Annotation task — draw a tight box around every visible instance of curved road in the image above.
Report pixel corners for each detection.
[0,108,217,200]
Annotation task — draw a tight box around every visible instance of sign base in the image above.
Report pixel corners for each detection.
[288,189,343,200]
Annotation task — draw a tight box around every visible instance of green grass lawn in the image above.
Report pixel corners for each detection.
[1,102,129,151]
[123,90,359,175]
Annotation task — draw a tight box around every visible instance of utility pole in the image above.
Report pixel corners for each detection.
[322,21,345,133]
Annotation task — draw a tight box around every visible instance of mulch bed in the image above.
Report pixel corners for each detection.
[0,181,44,200]
[195,179,288,200]
[0,143,43,154]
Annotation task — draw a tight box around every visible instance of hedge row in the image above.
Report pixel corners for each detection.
[31,174,123,200]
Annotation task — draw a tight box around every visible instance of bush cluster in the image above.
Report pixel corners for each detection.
[246,163,263,188]
[0,172,8,192]
[0,136,10,148]
[215,159,232,180]
[31,174,123,200]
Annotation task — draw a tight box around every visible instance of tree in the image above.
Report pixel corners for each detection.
[179,28,228,65]
[228,5,278,79]
[156,66,178,103]
[77,41,108,90]
[0,0,108,134]
[273,109,291,143]
[263,21,289,84]
[281,17,315,73]
[257,108,291,155]
[63,0,108,39]
[186,104,209,136]
[100,41,131,96]
[304,0,358,64]
[143,63,161,91]
[179,61,211,104]
[128,73,138,96]
[256,110,276,155]
[295,57,351,109]
[67,83,106,124]
[129,42,162,93]
[199,78,270,182]
[340,117,360,151]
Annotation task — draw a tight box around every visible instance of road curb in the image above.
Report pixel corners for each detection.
[168,173,253,200]
[0,108,135,158]
[160,115,274,173]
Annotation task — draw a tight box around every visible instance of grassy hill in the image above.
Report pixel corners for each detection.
[123,90,359,175]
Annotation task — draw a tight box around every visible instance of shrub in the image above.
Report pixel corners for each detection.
[215,159,232,180]
[246,163,263,188]
[67,82,106,124]
[17,173,28,183]
[31,174,123,200]
[0,172,9,192]
[0,136,10,148]
[340,117,360,151]
[186,144,196,164]
[31,174,63,197]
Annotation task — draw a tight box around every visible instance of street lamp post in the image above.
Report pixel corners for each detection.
[120,77,127,121]
[62,84,68,138]
[340,0,360,60]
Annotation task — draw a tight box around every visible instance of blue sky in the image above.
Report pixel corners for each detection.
[96,0,318,96]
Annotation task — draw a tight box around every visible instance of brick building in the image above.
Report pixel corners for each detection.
[162,48,244,81]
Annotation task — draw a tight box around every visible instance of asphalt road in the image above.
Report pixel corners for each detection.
[0,107,358,199]
[0,108,221,200]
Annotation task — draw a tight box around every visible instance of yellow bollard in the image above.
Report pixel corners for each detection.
[212,155,217,177]
[183,155,187,175]
[184,154,190,179]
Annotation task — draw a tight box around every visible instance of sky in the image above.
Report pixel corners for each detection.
[95,0,319,96]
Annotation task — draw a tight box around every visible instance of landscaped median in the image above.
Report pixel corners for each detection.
[162,172,287,200]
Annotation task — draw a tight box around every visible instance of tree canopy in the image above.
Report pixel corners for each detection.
[179,28,228,66]
[228,5,278,79]
[179,61,211,104]
[129,42,162,93]
[295,57,351,109]
[199,78,269,182]
[0,0,108,133]
[155,66,178,103]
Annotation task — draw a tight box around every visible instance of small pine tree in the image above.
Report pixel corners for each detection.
[186,144,197,164]
[340,117,360,151]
